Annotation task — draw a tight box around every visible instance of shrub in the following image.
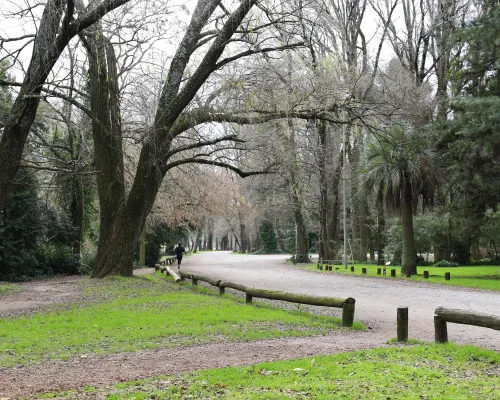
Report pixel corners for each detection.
[434,260,460,267]
[258,220,277,254]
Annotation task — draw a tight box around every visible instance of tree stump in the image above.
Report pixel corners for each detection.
[342,303,355,327]
[397,307,409,342]
[434,316,448,343]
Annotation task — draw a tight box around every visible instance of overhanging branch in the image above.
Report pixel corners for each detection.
[166,158,275,178]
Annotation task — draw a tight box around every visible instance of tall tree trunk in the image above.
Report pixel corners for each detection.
[83,30,126,277]
[206,217,214,251]
[286,119,309,263]
[317,120,329,260]
[70,175,84,257]
[376,187,385,265]
[358,201,368,262]
[401,175,416,275]
[327,155,343,259]
[239,221,246,252]
[89,0,258,277]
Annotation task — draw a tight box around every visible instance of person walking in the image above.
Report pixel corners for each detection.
[174,243,185,269]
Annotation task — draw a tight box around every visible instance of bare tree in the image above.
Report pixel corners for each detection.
[0,0,132,209]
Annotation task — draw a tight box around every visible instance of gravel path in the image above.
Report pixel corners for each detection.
[183,252,500,350]
[1,252,499,398]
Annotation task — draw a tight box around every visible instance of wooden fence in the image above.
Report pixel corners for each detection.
[434,307,500,343]
[167,271,356,327]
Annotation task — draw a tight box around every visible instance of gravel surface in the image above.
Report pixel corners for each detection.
[1,252,499,398]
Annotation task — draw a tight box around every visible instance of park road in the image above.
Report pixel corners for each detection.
[183,251,500,351]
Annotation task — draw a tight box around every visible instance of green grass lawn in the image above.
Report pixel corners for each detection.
[41,343,500,399]
[0,282,19,295]
[0,273,361,368]
[301,263,500,291]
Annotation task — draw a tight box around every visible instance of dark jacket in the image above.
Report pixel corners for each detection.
[174,246,185,257]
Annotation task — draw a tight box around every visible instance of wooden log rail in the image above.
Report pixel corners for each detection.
[156,256,177,270]
[171,272,356,327]
[434,307,500,343]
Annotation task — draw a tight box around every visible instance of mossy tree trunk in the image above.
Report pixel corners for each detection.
[401,174,416,276]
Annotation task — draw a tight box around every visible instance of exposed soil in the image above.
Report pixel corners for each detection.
[1,254,499,398]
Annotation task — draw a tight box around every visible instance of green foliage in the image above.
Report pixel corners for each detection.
[385,221,402,265]
[364,124,439,211]
[0,274,354,368]
[45,344,500,399]
[0,175,43,280]
[479,208,500,261]
[144,222,188,267]
[258,220,277,254]
[433,260,460,268]
[0,174,79,281]
[438,6,500,263]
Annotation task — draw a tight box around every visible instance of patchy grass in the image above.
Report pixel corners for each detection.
[39,343,500,399]
[0,273,361,368]
[302,263,500,291]
[0,282,19,295]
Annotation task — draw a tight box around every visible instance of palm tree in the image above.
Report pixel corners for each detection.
[363,124,439,276]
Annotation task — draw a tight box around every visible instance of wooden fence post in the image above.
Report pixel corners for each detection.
[377,268,381,275]
[445,272,451,281]
[424,271,429,279]
[397,307,409,342]
[342,302,355,327]
[434,316,448,343]
[351,266,355,272]
[391,269,396,277]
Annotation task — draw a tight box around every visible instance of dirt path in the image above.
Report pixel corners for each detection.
[1,253,499,398]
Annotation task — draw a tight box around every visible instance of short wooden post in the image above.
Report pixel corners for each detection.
[424,271,429,279]
[434,316,448,343]
[391,269,396,277]
[320,265,323,270]
[350,266,355,272]
[342,303,355,327]
[245,294,253,304]
[377,268,381,275]
[445,272,451,281]
[219,286,225,295]
[329,266,333,271]
[180,275,185,281]
[405,270,411,278]
[397,307,409,342]
[192,278,198,286]
[317,263,320,269]
[362,268,367,274]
